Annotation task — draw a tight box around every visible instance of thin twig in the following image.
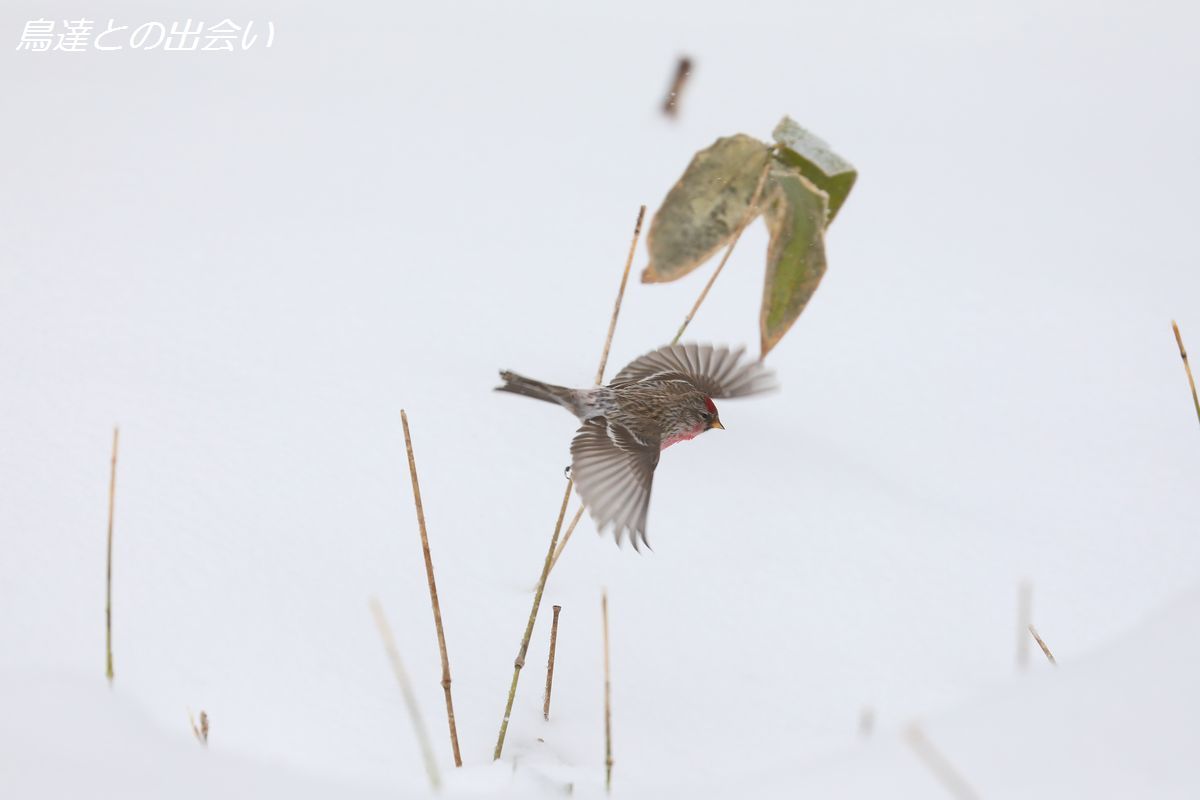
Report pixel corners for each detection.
[661,56,693,118]
[905,724,979,800]
[858,707,874,738]
[543,605,562,720]
[1028,624,1057,666]
[400,410,462,767]
[596,205,645,385]
[370,596,442,792]
[493,203,644,760]
[1172,321,1200,427]
[602,591,613,794]
[548,506,586,572]
[1016,579,1032,670]
[494,480,572,759]
[188,709,209,746]
[548,207,646,574]
[105,426,119,684]
[671,156,774,346]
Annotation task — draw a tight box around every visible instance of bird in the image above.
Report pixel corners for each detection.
[495,342,776,549]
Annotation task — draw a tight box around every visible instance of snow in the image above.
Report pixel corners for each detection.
[3,0,1200,797]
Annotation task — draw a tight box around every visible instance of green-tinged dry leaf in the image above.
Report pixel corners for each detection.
[643,134,772,283]
[771,116,856,224]
[760,166,829,357]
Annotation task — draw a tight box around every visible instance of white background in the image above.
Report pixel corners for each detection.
[3,1,1199,796]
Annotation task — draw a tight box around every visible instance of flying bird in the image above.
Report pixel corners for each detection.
[496,343,776,549]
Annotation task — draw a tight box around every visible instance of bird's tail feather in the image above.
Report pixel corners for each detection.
[495,371,576,409]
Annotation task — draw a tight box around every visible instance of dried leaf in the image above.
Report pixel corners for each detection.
[760,166,829,357]
[771,116,856,223]
[643,134,772,283]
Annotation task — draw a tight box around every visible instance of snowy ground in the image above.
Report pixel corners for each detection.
[3,0,1200,797]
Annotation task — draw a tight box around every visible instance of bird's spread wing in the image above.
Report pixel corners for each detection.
[570,418,660,550]
[610,343,777,398]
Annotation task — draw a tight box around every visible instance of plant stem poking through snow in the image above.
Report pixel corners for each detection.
[543,605,562,720]
[1016,579,1032,670]
[1028,624,1057,666]
[858,707,874,738]
[670,157,774,347]
[105,426,119,684]
[905,724,979,800]
[493,204,645,760]
[1171,321,1200,427]
[602,591,613,794]
[400,409,463,767]
[370,596,442,792]
[188,709,209,746]
[494,480,572,760]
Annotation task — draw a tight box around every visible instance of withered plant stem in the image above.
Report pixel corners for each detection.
[596,206,645,386]
[370,597,442,792]
[493,204,645,760]
[543,605,562,720]
[602,591,613,793]
[494,481,572,759]
[549,506,586,572]
[400,409,462,767]
[905,724,979,800]
[859,707,875,738]
[1028,624,1057,666]
[661,56,693,118]
[105,426,119,684]
[188,709,210,746]
[1172,321,1200,426]
[1016,580,1032,670]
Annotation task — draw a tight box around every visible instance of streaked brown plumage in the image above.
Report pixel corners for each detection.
[496,343,776,548]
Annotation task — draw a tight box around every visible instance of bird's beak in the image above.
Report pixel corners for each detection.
[710,418,725,430]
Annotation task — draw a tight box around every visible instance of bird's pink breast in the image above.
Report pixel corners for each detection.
[660,424,705,450]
